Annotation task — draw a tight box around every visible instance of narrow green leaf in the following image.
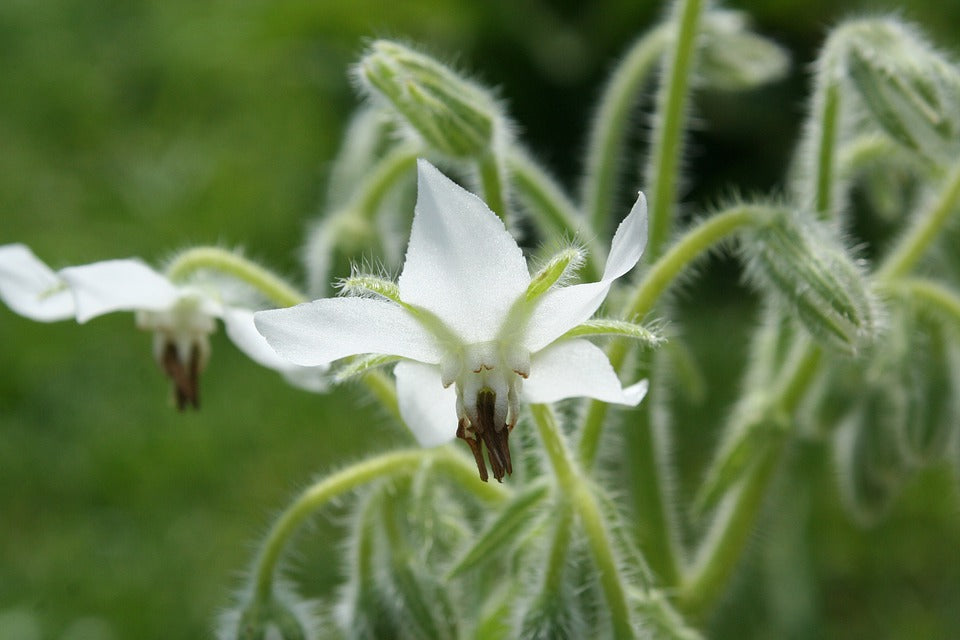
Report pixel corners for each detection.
[447,482,550,578]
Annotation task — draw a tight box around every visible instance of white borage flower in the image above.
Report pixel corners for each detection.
[0,243,327,410]
[255,160,649,481]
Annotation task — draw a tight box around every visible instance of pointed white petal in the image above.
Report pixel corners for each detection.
[0,244,75,321]
[398,159,530,343]
[221,306,328,392]
[395,360,458,446]
[59,259,181,323]
[522,193,647,352]
[254,297,443,367]
[523,338,648,405]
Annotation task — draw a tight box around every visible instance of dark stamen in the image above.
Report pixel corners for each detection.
[456,388,513,482]
[161,342,201,411]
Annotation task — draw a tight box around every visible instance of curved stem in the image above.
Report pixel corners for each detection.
[362,370,401,422]
[345,143,421,221]
[578,206,762,469]
[678,344,821,616]
[583,26,670,236]
[530,403,635,639]
[251,448,507,605]
[165,247,306,308]
[644,0,705,260]
[508,150,603,279]
[876,161,960,281]
[889,277,960,324]
[478,151,508,223]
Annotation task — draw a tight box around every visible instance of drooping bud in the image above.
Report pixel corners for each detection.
[355,40,502,158]
[739,207,879,355]
[220,590,318,640]
[699,10,790,91]
[832,387,913,527]
[842,19,960,162]
[893,312,960,465]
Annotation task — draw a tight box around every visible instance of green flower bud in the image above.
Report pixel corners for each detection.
[356,40,502,158]
[222,592,315,640]
[832,386,913,527]
[843,19,960,162]
[894,313,960,465]
[699,10,790,91]
[740,208,879,355]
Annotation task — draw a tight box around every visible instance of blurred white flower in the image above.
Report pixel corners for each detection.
[0,244,326,409]
[255,160,648,481]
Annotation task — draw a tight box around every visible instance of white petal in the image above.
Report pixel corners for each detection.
[0,244,75,321]
[523,338,649,406]
[59,259,181,323]
[221,306,328,392]
[522,193,647,352]
[398,159,530,343]
[395,360,458,446]
[254,297,444,367]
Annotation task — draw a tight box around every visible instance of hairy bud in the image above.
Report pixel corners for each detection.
[356,40,503,158]
[740,208,879,355]
[843,19,960,162]
[699,10,790,91]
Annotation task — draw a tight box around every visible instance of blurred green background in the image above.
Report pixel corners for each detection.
[2,0,959,638]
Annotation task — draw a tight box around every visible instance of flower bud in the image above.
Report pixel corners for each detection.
[740,208,878,355]
[699,10,790,91]
[894,314,960,465]
[832,387,913,527]
[356,40,501,158]
[843,19,960,162]
[221,594,314,640]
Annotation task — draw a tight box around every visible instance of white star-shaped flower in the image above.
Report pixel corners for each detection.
[255,160,648,481]
[0,244,326,409]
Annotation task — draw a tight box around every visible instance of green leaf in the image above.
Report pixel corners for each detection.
[447,482,550,578]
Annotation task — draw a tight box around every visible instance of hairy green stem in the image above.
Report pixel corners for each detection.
[508,149,603,279]
[644,0,705,260]
[814,83,840,217]
[583,26,670,236]
[478,151,508,222]
[876,161,960,281]
[250,449,507,605]
[578,206,762,468]
[530,403,635,639]
[679,345,821,615]
[344,143,420,221]
[361,370,402,422]
[890,277,960,323]
[542,502,575,596]
[165,247,306,308]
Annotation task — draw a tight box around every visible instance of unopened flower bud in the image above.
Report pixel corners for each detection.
[699,10,790,91]
[740,208,878,355]
[833,387,913,526]
[356,40,501,158]
[842,19,960,161]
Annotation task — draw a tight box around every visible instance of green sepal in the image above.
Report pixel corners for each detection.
[338,273,402,304]
[560,319,663,348]
[525,247,585,302]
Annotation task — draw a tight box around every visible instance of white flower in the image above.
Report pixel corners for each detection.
[255,160,648,481]
[0,244,326,409]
